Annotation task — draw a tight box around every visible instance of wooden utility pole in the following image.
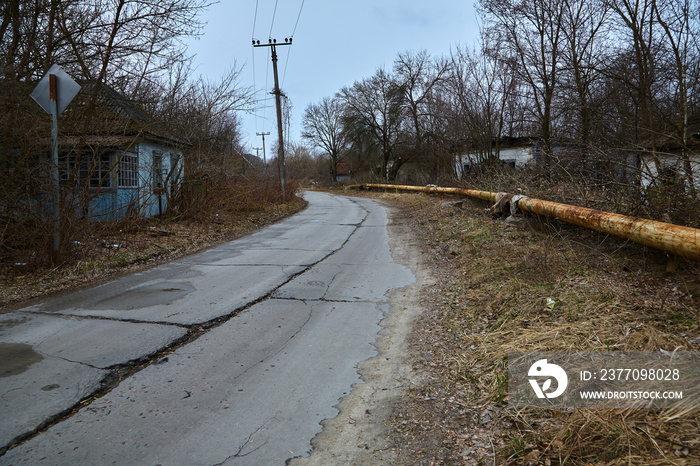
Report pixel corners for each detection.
[256,131,270,164]
[254,38,292,198]
[253,147,263,159]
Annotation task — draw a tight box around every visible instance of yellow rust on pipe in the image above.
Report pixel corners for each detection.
[517,197,700,261]
[363,184,498,203]
[355,183,700,261]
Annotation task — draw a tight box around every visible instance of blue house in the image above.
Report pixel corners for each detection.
[59,82,185,221]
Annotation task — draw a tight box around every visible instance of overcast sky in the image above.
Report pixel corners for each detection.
[185,0,481,154]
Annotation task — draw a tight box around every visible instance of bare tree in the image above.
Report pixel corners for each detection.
[55,1,208,88]
[479,0,566,169]
[168,65,252,171]
[0,0,67,80]
[339,68,405,182]
[393,50,451,179]
[559,0,611,150]
[341,112,382,180]
[449,38,520,166]
[301,96,347,181]
[284,141,326,181]
[606,0,665,173]
[653,0,699,194]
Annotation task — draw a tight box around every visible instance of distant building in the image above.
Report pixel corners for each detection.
[454,137,538,178]
[336,162,350,182]
[395,161,424,184]
[637,115,700,192]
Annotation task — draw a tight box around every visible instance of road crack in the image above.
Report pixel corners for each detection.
[212,418,275,465]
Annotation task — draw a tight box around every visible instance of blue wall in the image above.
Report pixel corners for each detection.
[85,189,141,221]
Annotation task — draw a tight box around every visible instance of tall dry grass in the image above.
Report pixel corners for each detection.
[0,174,302,299]
[379,190,699,465]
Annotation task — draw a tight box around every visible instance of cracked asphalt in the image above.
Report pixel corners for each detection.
[0,191,416,465]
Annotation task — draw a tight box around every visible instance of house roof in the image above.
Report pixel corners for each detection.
[640,113,700,150]
[336,162,350,176]
[62,81,186,148]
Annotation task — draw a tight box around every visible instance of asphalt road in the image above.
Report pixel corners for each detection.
[0,191,415,465]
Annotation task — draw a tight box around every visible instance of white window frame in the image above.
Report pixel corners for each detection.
[117,152,139,188]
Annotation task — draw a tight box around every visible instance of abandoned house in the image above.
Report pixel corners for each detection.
[637,115,700,192]
[56,82,185,221]
[454,137,539,178]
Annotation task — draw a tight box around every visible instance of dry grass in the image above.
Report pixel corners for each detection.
[341,189,700,465]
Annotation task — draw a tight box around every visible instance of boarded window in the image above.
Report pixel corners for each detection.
[169,153,180,185]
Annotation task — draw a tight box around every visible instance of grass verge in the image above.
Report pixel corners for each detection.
[344,189,699,465]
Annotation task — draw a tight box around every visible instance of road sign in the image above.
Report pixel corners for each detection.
[29,64,81,255]
[30,64,81,116]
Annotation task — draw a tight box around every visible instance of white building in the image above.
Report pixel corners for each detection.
[454,138,537,178]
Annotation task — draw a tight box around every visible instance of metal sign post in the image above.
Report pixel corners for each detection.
[49,75,60,252]
[30,64,81,255]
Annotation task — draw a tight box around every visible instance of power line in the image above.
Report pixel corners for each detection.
[264,54,271,132]
[281,46,292,88]
[251,48,258,134]
[282,0,304,89]
[252,0,259,39]
[269,0,279,38]
[251,0,260,136]
[291,0,305,37]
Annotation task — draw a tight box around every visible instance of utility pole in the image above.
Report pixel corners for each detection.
[252,147,263,164]
[253,38,292,198]
[256,131,270,164]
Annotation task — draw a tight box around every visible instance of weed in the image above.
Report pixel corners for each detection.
[494,371,509,403]
[109,254,130,268]
[508,434,526,457]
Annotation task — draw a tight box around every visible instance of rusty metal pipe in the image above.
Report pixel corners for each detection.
[357,183,498,203]
[517,197,700,261]
[354,183,700,261]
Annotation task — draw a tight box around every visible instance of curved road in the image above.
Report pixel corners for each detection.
[0,191,415,465]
